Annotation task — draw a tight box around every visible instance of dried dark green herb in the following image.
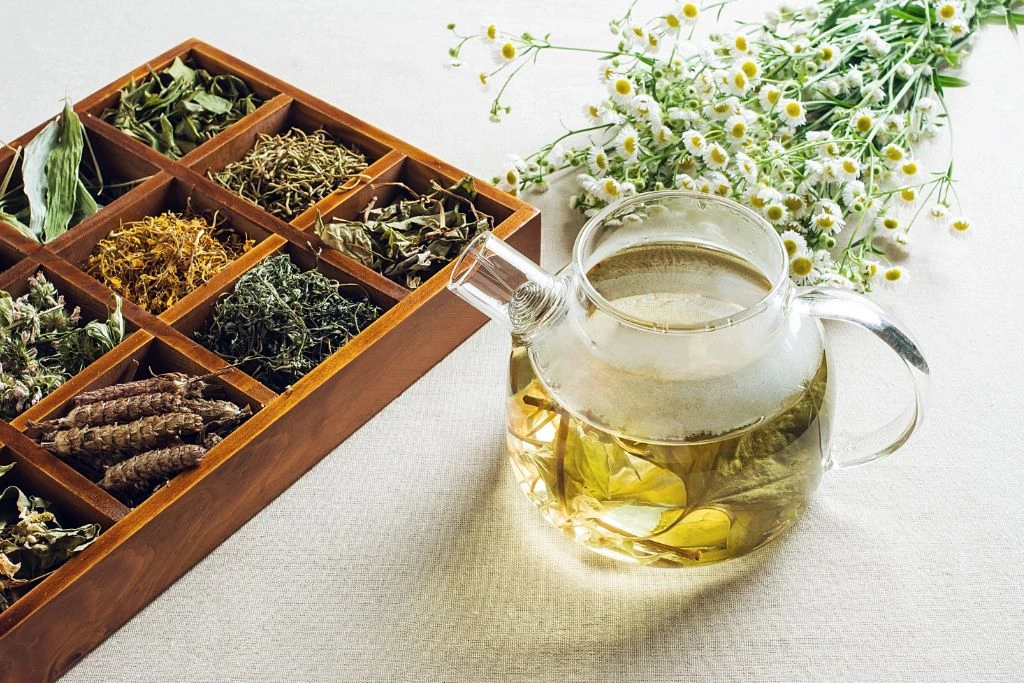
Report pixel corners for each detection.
[0,463,100,614]
[1,272,125,420]
[208,127,368,221]
[32,370,252,505]
[314,176,492,289]
[83,210,254,314]
[0,102,142,244]
[101,57,263,159]
[196,254,382,392]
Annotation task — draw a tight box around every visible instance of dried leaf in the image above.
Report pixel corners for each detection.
[22,118,59,240]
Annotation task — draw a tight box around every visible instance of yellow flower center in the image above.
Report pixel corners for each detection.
[740,60,759,78]
[623,136,637,155]
[710,147,727,164]
[682,3,699,19]
[884,268,902,282]
[595,153,608,170]
[783,238,799,257]
[689,135,704,149]
[486,24,497,40]
[505,169,518,185]
[501,42,517,60]
[666,14,681,28]
[866,263,878,277]
[648,34,659,47]
[766,205,784,222]
[855,115,872,133]
[731,121,747,139]
[816,215,836,229]
[901,161,919,176]
[939,4,956,19]
[750,195,767,209]
[900,187,916,202]
[765,88,780,105]
[952,218,970,232]
[784,196,803,212]
[842,159,858,174]
[733,72,748,90]
[587,105,600,118]
[785,101,803,118]
[478,73,488,86]
[791,256,813,277]
[713,102,731,115]
[820,46,835,62]
[735,35,748,52]
[604,179,620,196]
[614,78,633,96]
[882,217,899,230]
[885,145,904,162]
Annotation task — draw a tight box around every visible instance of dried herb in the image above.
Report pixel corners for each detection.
[314,177,492,289]
[208,128,368,221]
[32,370,253,505]
[83,210,254,315]
[0,463,100,614]
[101,57,263,159]
[0,101,138,244]
[196,254,382,392]
[1,272,125,420]
[98,445,207,497]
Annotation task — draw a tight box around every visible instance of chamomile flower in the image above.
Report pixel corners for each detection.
[651,124,675,148]
[608,76,636,105]
[757,84,783,111]
[935,2,961,25]
[813,211,844,234]
[881,265,908,289]
[732,33,751,54]
[882,143,906,165]
[625,24,648,48]
[779,99,806,127]
[706,97,739,120]
[707,172,732,196]
[898,187,917,204]
[863,259,881,282]
[491,40,518,64]
[725,115,749,146]
[899,159,920,179]
[703,143,730,170]
[593,177,624,202]
[748,185,782,210]
[737,57,761,81]
[662,11,683,33]
[780,229,808,258]
[849,108,875,135]
[929,203,949,221]
[949,20,969,38]
[719,67,753,96]
[875,214,901,232]
[629,94,661,123]
[682,129,707,156]
[597,64,618,84]
[846,67,864,88]
[497,164,521,193]
[764,203,788,224]
[841,180,866,207]
[735,152,759,183]
[949,215,973,238]
[615,125,642,163]
[586,146,610,176]
[832,156,861,182]
[789,252,819,284]
[680,2,701,25]
[818,43,841,69]
[480,22,500,44]
[674,173,698,191]
[477,72,490,91]
[862,84,886,104]
[892,232,912,252]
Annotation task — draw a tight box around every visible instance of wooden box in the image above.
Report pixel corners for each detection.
[0,39,539,680]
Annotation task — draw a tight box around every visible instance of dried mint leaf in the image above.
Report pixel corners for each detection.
[196,254,382,393]
[101,57,263,159]
[315,176,493,289]
[0,463,100,614]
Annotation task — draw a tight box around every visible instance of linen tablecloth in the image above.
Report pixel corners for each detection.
[2,1,1022,680]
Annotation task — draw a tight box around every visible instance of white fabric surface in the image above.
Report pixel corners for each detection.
[2,1,1023,680]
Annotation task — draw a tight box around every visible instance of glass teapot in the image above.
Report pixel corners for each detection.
[449,191,928,567]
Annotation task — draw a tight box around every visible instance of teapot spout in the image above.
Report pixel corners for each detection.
[449,232,564,341]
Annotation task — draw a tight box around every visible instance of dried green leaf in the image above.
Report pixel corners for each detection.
[22,118,59,240]
[42,101,86,241]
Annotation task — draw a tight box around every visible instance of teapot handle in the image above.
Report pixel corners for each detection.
[792,286,930,470]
